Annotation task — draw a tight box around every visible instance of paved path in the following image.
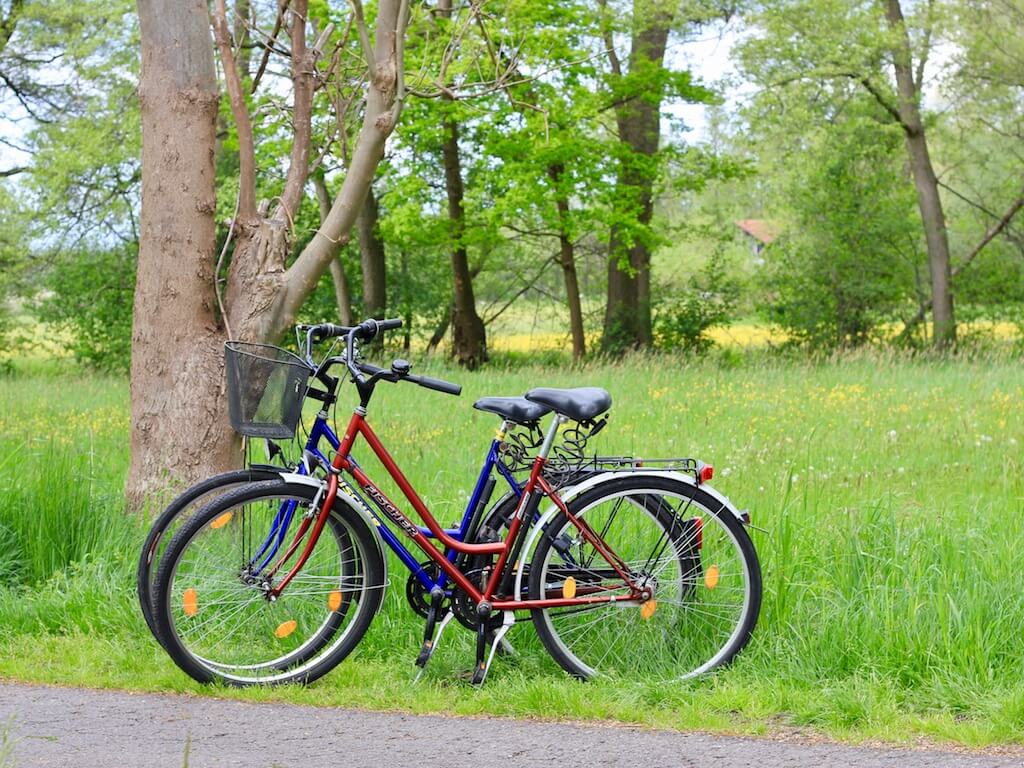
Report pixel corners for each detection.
[1,683,1021,767]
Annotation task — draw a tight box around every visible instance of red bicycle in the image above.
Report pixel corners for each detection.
[153,319,761,685]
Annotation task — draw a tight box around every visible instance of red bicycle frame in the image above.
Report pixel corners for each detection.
[271,407,643,611]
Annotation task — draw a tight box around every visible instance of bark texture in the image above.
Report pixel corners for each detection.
[130,0,235,509]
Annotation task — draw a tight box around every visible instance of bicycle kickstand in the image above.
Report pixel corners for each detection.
[470,610,515,686]
[415,588,453,679]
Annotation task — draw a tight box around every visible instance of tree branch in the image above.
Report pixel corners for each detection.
[390,0,410,123]
[212,0,257,220]
[251,0,290,93]
[0,0,22,55]
[269,0,411,340]
[348,0,376,67]
[276,0,316,223]
[598,0,621,77]
[852,74,903,124]
[915,0,935,92]
[481,256,555,324]
[900,191,1024,334]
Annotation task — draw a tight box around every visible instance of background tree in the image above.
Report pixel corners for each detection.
[737,0,1024,348]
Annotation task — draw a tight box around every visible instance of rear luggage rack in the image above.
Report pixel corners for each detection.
[543,455,710,487]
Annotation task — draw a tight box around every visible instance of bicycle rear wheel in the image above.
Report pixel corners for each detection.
[154,479,384,686]
[528,474,760,681]
[138,468,283,643]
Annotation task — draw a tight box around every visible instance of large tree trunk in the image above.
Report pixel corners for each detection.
[128,0,409,503]
[885,0,956,348]
[358,185,387,320]
[441,116,487,367]
[601,4,671,352]
[548,163,586,360]
[129,0,235,509]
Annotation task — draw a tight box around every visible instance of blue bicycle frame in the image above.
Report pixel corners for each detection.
[251,412,523,595]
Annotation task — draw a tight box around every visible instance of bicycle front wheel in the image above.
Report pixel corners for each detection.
[154,480,384,686]
[528,474,761,681]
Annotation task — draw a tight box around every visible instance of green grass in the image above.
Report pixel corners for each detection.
[1,351,1023,748]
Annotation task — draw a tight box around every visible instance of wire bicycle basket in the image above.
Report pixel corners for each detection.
[224,342,313,439]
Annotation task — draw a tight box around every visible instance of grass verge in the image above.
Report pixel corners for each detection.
[1,351,1023,748]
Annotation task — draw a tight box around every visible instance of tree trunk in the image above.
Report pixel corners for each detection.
[441,116,487,367]
[885,0,956,348]
[548,163,586,360]
[128,0,409,503]
[313,168,355,325]
[426,302,453,354]
[358,184,387,319]
[129,0,236,509]
[601,5,671,352]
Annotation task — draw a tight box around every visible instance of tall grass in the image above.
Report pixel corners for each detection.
[1,351,1023,743]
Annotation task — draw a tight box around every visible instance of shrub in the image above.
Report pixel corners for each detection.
[36,245,136,373]
[654,253,738,354]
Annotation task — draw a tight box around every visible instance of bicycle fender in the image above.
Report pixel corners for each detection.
[512,470,746,599]
[277,472,388,609]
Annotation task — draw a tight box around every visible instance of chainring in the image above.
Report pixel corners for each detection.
[405,561,444,619]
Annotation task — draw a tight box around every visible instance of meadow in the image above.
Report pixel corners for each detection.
[1,350,1023,748]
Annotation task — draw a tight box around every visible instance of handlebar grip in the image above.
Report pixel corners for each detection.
[409,374,462,397]
[310,323,351,342]
[353,317,403,341]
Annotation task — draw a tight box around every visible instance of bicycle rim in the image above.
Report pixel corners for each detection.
[531,480,757,680]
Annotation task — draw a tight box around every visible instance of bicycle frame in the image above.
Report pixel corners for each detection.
[253,409,523,594]
[270,407,643,612]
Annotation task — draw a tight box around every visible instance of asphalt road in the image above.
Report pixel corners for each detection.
[1,682,1021,768]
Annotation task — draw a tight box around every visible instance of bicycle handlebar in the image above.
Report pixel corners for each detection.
[408,373,462,396]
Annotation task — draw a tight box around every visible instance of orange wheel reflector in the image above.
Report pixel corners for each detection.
[275,620,298,639]
[210,512,233,529]
[640,600,657,620]
[182,588,198,617]
[327,590,344,612]
[562,577,577,599]
[705,565,720,590]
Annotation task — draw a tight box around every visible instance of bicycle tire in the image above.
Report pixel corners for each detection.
[138,468,283,643]
[527,474,761,681]
[153,479,385,686]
